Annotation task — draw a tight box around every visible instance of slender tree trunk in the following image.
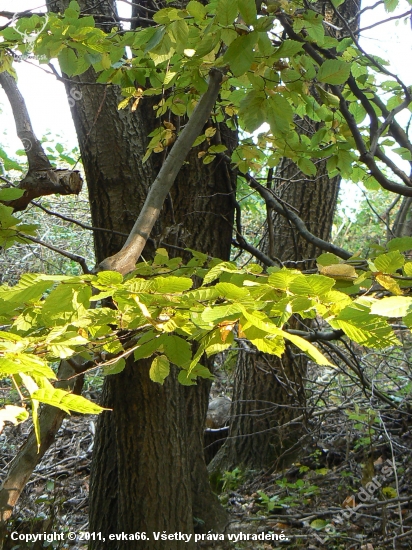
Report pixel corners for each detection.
[46,2,236,547]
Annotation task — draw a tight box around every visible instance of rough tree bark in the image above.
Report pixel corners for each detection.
[210,0,360,472]
[44,2,236,547]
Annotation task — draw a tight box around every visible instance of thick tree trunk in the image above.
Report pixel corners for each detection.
[46,2,236,547]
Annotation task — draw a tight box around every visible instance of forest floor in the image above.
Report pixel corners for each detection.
[1,382,411,550]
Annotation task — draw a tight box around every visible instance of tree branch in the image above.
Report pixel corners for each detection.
[0,358,88,524]
[0,71,83,211]
[99,68,224,275]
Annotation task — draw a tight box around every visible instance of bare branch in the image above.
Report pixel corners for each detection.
[0,71,83,210]
[17,233,91,274]
[99,68,224,275]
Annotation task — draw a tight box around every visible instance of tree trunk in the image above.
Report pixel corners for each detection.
[46,2,236,547]
[210,0,360,472]
[210,158,340,472]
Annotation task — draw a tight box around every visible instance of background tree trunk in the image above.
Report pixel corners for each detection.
[47,1,236,547]
[210,0,360,472]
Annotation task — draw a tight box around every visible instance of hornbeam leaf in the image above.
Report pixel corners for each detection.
[0,355,56,379]
[58,48,79,77]
[154,276,193,293]
[370,296,412,318]
[238,0,257,25]
[224,32,257,77]
[281,331,334,366]
[31,388,106,414]
[149,355,170,384]
[331,305,398,348]
[162,335,192,367]
[318,59,351,85]
[374,250,404,274]
[186,0,207,19]
[215,0,239,26]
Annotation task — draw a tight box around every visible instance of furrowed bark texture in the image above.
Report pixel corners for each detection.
[210,0,359,473]
[45,2,236,547]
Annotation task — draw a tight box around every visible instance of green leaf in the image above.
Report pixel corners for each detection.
[387,237,412,253]
[331,305,398,348]
[103,357,126,376]
[162,335,192,367]
[0,188,25,201]
[370,297,412,318]
[154,276,193,293]
[273,40,302,60]
[215,0,239,26]
[318,59,351,85]
[186,0,207,19]
[310,519,328,530]
[238,0,257,25]
[58,48,79,76]
[0,355,56,379]
[0,405,29,429]
[374,250,404,274]
[149,355,170,384]
[134,335,164,361]
[31,388,105,414]
[297,157,317,176]
[224,32,257,77]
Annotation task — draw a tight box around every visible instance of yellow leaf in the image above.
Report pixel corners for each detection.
[319,264,357,281]
[117,97,130,110]
[375,273,403,296]
[163,121,176,130]
[225,105,237,116]
[198,151,207,158]
[205,127,216,138]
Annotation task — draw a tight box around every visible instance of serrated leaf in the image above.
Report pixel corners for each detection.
[224,32,257,77]
[149,355,170,384]
[134,336,164,361]
[238,0,257,25]
[154,276,193,293]
[162,335,192,367]
[0,355,56,379]
[375,274,402,296]
[318,59,351,85]
[297,157,317,176]
[58,48,78,76]
[370,296,412,318]
[273,39,302,60]
[31,388,105,414]
[374,250,404,274]
[387,237,412,253]
[215,0,238,26]
[310,519,328,530]
[186,0,206,19]
[282,331,334,366]
[331,305,397,348]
